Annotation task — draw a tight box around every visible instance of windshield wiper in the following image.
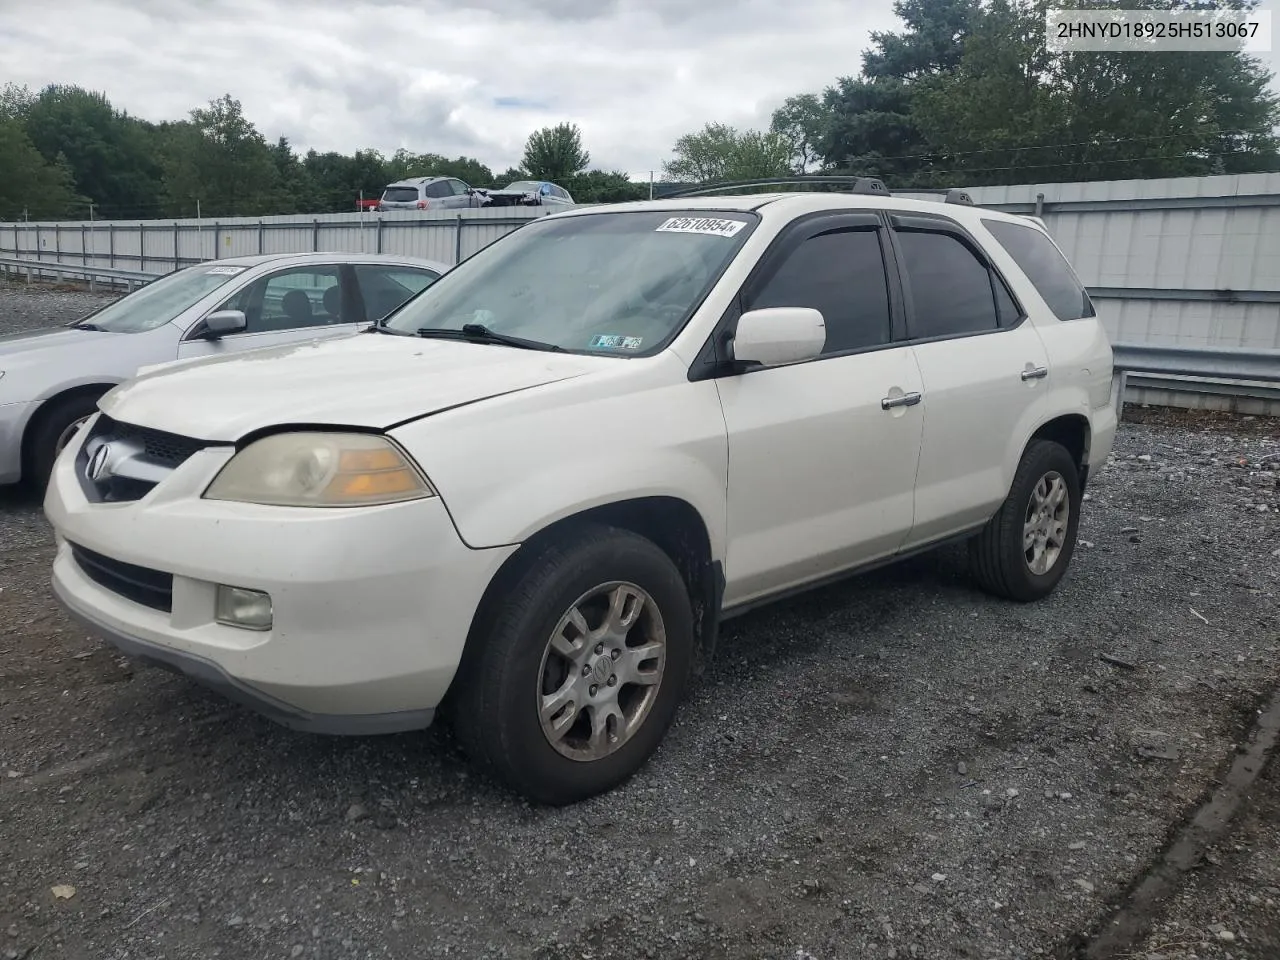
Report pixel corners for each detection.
[415,323,564,353]
[68,322,104,331]
[365,322,412,335]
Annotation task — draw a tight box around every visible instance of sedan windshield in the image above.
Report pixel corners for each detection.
[506,181,541,192]
[383,210,756,355]
[73,264,247,333]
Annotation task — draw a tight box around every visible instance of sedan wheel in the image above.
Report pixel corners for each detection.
[54,415,91,457]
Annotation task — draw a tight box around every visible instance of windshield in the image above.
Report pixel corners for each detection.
[74,264,248,333]
[506,181,541,192]
[383,210,757,355]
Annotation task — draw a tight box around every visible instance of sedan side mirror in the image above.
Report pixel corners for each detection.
[202,309,247,340]
[731,307,826,367]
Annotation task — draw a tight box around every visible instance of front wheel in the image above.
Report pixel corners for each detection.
[25,394,101,492]
[968,439,1082,602]
[451,525,694,805]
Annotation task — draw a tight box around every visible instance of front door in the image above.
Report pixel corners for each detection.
[716,214,925,608]
[177,263,365,360]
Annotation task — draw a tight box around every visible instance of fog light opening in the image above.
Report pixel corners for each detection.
[215,585,273,631]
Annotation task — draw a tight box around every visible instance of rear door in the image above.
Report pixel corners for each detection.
[889,214,1052,548]
[352,263,443,323]
[177,263,364,360]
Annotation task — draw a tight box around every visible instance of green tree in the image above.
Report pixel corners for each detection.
[0,83,34,122]
[22,85,164,218]
[160,94,280,217]
[495,166,527,185]
[566,170,647,203]
[0,118,79,220]
[770,93,828,173]
[522,123,590,183]
[662,123,792,183]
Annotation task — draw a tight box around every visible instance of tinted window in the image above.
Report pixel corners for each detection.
[982,218,1095,321]
[425,181,451,199]
[746,228,891,354]
[994,274,1021,325]
[219,266,342,333]
[896,231,998,338]
[382,186,419,203]
[355,265,441,321]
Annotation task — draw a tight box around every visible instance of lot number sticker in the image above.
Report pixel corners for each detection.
[655,217,747,238]
[205,265,246,275]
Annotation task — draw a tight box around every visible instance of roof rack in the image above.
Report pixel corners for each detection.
[903,187,975,206]
[656,176,975,205]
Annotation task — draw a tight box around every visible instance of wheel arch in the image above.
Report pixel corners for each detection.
[449,495,724,703]
[1027,413,1091,485]
[20,383,116,475]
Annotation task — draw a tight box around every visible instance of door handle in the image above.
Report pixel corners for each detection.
[881,391,923,410]
[1021,365,1049,381]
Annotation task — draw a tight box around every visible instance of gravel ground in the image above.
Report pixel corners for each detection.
[1,286,1278,960]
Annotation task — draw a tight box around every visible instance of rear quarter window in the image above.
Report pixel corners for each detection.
[982,218,1095,321]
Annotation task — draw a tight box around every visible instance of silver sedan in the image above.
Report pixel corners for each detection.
[0,251,448,489]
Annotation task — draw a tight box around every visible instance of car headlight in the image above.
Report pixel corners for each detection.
[204,432,434,507]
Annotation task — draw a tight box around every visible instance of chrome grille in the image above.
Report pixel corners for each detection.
[77,414,217,503]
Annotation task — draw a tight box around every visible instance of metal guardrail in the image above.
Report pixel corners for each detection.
[1110,343,1280,416]
[0,256,157,293]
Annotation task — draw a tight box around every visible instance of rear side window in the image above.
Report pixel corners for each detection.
[746,228,892,354]
[382,186,419,202]
[982,219,1095,321]
[425,180,452,199]
[895,230,999,338]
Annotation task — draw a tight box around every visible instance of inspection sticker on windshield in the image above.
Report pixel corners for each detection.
[655,216,746,238]
[589,334,643,350]
[204,265,246,275]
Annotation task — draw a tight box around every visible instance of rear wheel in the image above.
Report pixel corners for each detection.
[451,524,694,805]
[25,394,101,492]
[968,439,1082,602]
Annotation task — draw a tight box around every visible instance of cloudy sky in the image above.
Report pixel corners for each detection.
[2,0,1278,180]
[0,0,905,179]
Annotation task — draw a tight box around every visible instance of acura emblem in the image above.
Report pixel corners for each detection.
[86,443,114,482]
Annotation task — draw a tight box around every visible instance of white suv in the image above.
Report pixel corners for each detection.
[44,186,1117,805]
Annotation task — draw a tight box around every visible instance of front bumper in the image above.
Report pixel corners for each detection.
[45,439,517,733]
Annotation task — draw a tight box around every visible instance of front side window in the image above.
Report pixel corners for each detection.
[73,264,246,333]
[896,230,1000,339]
[982,218,1095,321]
[383,210,757,355]
[217,266,342,333]
[745,228,892,355]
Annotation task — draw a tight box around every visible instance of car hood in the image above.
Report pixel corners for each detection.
[100,332,615,441]
[0,326,121,364]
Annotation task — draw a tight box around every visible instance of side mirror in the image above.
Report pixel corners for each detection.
[731,307,826,367]
[202,309,247,340]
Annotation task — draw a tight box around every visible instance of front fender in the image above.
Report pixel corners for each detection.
[390,374,729,561]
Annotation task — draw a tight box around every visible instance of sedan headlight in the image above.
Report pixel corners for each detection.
[204,432,434,507]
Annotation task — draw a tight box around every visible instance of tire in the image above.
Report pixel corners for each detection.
[451,524,695,805]
[24,394,101,492]
[968,439,1082,603]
